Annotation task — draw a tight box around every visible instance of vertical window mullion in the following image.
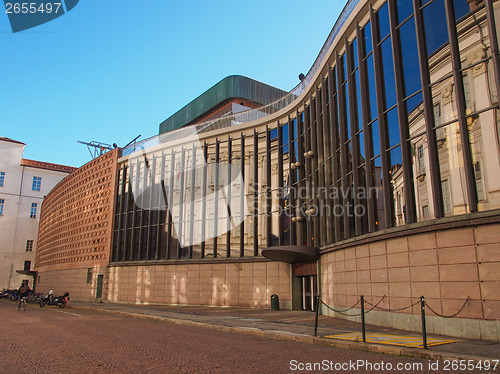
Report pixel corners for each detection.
[413,0,444,218]
[239,133,245,257]
[356,24,377,232]
[444,0,478,212]
[213,140,219,258]
[388,0,417,224]
[312,89,321,247]
[266,126,272,248]
[156,152,165,260]
[200,143,208,258]
[176,147,185,259]
[486,0,500,105]
[288,115,297,246]
[328,69,342,242]
[277,122,285,246]
[146,156,155,260]
[370,6,394,228]
[166,149,176,259]
[346,39,363,236]
[188,146,195,259]
[116,166,126,262]
[253,130,259,256]
[336,53,351,239]
[296,109,306,245]
[226,136,232,257]
[321,77,333,245]
[304,101,313,246]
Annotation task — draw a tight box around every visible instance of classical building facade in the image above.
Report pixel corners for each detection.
[0,137,76,289]
[36,0,500,341]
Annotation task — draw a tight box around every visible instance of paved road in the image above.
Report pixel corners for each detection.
[0,300,493,373]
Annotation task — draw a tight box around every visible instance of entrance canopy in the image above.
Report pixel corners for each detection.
[261,246,319,264]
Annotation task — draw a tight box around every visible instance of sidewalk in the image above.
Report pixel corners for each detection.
[69,300,499,364]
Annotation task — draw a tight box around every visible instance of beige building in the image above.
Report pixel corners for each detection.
[0,137,75,289]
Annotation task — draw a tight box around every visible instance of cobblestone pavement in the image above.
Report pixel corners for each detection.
[0,300,496,374]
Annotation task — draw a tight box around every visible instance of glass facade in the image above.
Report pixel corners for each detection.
[112,0,500,263]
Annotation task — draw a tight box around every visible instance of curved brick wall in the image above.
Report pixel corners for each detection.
[36,149,119,272]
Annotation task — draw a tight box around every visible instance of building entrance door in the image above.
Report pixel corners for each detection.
[300,275,317,311]
[96,274,104,299]
[293,261,318,312]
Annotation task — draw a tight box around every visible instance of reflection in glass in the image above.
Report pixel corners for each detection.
[381,38,396,109]
[377,2,390,41]
[400,17,421,99]
[423,0,448,56]
[396,0,413,24]
[366,54,378,121]
[389,146,402,227]
[387,108,400,148]
[363,21,372,57]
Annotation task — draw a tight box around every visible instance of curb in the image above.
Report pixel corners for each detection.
[71,305,498,367]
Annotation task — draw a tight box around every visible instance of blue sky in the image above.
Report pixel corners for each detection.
[1,0,344,167]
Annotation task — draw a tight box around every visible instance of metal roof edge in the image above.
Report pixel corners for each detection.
[159,75,287,134]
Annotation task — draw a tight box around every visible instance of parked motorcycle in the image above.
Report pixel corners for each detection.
[0,289,10,299]
[39,290,70,308]
[9,290,19,301]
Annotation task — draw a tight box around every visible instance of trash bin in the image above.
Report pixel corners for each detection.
[271,294,279,310]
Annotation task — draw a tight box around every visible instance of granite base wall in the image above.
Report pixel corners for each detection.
[107,261,291,309]
[320,223,500,341]
[36,267,107,301]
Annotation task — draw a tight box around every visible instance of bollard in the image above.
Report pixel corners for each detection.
[271,294,279,310]
[314,296,320,337]
[421,296,428,350]
[360,295,366,343]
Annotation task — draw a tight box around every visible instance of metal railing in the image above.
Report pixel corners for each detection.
[314,295,471,349]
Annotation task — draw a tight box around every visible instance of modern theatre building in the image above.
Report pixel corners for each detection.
[36,0,500,341]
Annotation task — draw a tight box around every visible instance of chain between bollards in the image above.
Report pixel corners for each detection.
[314,295,320,337]
[421,295,428,350]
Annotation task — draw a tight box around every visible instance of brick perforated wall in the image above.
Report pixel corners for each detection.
[36,149,120,271]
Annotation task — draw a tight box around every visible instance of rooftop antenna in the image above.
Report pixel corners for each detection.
[77,140,115,159]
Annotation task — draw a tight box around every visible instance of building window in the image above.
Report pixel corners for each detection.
[422,205,429,220]
[433,103,442,127]
[474,162,485,201]
[32,176,42,191]
[87,268,92,283]
[417,145,425,174]
[26,240,33,252]
[30,203,37,218]
[463,73,473,113]
[442,180,451,215]
[24,261,31,271]
[0,171,5,187]
[0,199,4,215]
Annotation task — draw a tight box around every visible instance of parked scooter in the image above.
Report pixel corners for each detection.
[39,290,70,308]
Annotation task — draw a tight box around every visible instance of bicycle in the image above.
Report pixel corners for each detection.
[17,296,27,311]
